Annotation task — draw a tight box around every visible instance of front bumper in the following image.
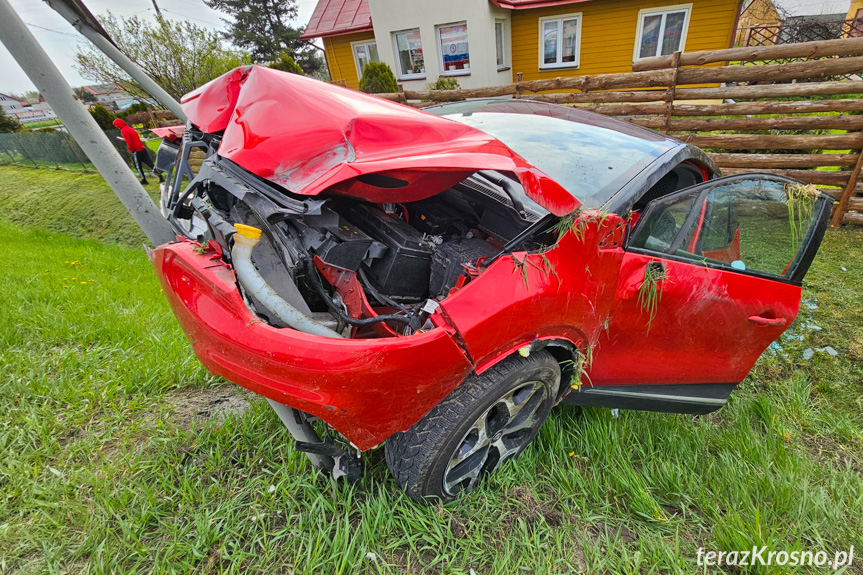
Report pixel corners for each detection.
[150,240,474,450]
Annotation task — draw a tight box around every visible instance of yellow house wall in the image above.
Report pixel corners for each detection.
[847,0,863,18]
[511,0,740,82]
[323,31,377,90]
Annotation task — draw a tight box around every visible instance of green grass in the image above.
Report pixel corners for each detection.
[0,165,157,246]
[22,119,64,130]
[1,168,862,573]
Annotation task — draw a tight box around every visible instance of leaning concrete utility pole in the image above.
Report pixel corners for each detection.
[45,0,187,122]
[0,0,175,246]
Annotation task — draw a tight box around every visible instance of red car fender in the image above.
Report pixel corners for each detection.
[441,213,628,379]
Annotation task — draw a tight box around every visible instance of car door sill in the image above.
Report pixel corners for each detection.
[564,382,737,414]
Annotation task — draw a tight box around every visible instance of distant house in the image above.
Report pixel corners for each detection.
[735,0,861,45]
[81,84,137,111]
[0,92,26,115]
[301,0,740,91]
[0,92,58,123]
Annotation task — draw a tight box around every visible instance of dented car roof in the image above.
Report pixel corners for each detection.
[180,66,580,216]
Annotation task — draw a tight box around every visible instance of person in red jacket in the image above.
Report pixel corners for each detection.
[113,118,163,185]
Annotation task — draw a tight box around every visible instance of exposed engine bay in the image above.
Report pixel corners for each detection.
[158,129,557,339]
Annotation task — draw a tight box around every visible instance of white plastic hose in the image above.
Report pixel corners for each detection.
[231,225,345,339]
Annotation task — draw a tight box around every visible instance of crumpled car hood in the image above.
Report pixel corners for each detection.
[180,66,579,216]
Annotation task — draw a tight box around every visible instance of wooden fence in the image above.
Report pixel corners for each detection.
[374,36,863,226]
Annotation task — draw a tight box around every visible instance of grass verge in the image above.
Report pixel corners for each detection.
[0,165,158,246]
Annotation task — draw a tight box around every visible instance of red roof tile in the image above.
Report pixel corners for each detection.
[490,0,592,8]
[301,0,373,39]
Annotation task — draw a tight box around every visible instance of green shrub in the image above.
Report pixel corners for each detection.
[0,109,24,133]
[428,76,461,90]
[359,62,398,94]
[268,52,305,75]
[88,105,116,130]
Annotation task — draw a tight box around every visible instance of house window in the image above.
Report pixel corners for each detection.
[438,22,470,75]
[393,29,425,79]
[495,21,507,69]
[352,41,379,79]
[539,14,582,69]
[635,5,691,60]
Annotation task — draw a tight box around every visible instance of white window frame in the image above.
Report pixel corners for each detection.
[392,28,426,80]
[495,20,508,70]
[350,40,379,80]
[538,13,583,70]
[436,21,471,77]
[633,4,692,61]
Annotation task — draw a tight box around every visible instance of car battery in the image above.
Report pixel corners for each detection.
[347,203,433,302]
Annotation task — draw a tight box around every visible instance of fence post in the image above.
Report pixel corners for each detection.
[830,145,863,226]
[397,83,405,104]
[515,73,523,99]
[662,51,682,134]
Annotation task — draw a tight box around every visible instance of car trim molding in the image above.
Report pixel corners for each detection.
[578,388,726,405]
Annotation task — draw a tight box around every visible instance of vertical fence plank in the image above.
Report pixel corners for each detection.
[662,51,682,134]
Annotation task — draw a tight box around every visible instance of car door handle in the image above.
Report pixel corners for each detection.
[748,315,787,327]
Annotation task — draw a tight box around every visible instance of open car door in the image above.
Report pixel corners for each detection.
[578,175,832,413]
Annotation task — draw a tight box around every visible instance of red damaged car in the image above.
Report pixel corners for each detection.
[150,66,830,502]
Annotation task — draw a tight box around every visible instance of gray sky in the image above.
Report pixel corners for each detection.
[1,0,320,95]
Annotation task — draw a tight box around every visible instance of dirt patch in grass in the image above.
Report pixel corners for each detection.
[504,486,564,526]
[799,432,863,475]
[164,386,252,428]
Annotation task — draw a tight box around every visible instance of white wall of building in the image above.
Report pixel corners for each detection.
[367,0,512,90]
[1,94,25,114]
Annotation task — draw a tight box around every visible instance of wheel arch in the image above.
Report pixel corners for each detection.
[474,335,585,400]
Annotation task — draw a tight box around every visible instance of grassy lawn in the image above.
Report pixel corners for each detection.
[0,166,862,574]
[0,166,156,246]
[22,119,64,130]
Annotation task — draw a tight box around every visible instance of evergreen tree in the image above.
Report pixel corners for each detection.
[203,0,325,76]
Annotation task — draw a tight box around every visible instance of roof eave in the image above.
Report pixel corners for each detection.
[491,0,591,9]
[300,24,374,40]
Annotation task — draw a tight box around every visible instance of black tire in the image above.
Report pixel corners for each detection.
[385,350,560,503]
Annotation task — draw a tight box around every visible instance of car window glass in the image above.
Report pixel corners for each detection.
[631,177,823,279]
[628,190,698,252]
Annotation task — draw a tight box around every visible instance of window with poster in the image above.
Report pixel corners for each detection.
[393,29,425,79]
[438,22,470,75]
